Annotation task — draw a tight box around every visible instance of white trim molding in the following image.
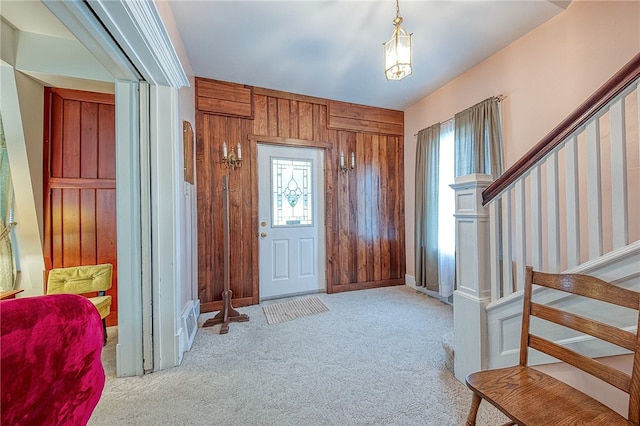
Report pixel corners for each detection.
[42,0,140,81]
[114,79,145,377]
[87,0,189,88]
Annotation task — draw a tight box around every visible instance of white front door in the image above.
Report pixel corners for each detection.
[258,144,325,300]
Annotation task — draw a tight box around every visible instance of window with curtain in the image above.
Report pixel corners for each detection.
[416,96,503,298]
[454,97,503,178]
[0,115,16,291]
[437,120,455,297]
[415,119,455,298]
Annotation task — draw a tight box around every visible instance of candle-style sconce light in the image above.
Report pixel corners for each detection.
[222,141,242,170]
[339,151,355,174]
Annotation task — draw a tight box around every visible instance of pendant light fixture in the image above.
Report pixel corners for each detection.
[383,0,412,81]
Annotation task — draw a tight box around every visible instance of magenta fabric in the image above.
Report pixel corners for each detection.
[1,294,106,425]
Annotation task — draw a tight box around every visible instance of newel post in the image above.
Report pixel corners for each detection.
[451,174,493,382]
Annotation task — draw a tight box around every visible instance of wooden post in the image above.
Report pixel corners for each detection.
[202,175,249,333]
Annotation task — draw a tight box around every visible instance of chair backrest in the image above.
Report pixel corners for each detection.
[520,266,640,423]
[47,264,113,295]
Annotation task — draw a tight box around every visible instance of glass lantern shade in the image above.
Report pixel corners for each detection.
[384,26,412,81]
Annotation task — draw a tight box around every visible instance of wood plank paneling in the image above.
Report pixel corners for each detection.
[196,78,405,311]
[80,189,97,264]
[196,78,253,118]
[81,102,98,178]
[277,98,290,137]
[253,87,328,106]
[44,88,118,325]
[328,100,404,135]
[63,100,81,178]
[356,134,367,283]
[364,134,374,280]
[48,88,114,104]
[338,132,351,285]
[267,97,278,136]
[62,189,80,266]
[299,101,313,141]
[197,112,256,307]
[49,178,116,189]
[96,188,117,318]
[379,136,390,280]
[253,95,268,135]
[196,111,211,303]
[347,133,357,285]
[98,104,115,179]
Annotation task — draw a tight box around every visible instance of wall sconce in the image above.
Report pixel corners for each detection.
[222,141,242,170]
[339,151,355,174]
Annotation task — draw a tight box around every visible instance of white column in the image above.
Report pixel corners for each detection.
[114,79,145,377]
[451,173,493,382]
[149,85,182,370]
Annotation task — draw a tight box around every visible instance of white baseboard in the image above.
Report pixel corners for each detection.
[405,274,452,304]
[405,274,416,289]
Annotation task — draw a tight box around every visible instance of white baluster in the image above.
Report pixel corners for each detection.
[610,98,628,250]
[586,120,603,259]
[565,135,580,268]
[546,152,560,272]
[530,166,542,270]
[514,179,526,291]
[502,190,513,296]
[489,201,501,302]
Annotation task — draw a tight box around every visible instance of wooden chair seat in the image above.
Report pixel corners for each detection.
[467,365,632,425]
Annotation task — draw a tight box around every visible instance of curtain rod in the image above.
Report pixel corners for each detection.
[413,94,506,137]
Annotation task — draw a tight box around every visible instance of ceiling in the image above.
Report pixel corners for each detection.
[168,1,570,110]
[1,1,571,111]
[0,0,74,39]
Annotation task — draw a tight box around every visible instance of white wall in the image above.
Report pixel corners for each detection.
[0,16,115,295]
[0,63,45,295]
[154,1,198,357]
[404,0,640,278]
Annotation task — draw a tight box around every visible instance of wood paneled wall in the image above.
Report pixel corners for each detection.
[196,78,405,312]
[43,88,118,325]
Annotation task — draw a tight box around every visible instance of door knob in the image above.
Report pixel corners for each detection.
[260,232,267,238]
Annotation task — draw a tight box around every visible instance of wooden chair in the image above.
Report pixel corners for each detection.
[465,266,640,426]
[47,263,113,345]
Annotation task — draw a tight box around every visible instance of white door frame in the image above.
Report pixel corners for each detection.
[257,144,326,300]
[249,135,334,302]
[45,0,189,376]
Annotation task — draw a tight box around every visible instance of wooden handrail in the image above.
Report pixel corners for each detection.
[483,52,640,205]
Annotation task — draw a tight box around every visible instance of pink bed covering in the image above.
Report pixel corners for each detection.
[1,294,106,425]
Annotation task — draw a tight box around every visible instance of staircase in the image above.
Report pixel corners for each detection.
[453,53,640,382]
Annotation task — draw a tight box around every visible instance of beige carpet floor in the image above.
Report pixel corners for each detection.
[91,286,509,425]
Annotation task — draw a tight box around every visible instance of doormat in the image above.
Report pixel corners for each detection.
[263,297,329,325]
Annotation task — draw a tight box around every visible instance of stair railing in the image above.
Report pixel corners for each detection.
[483,53,640,302]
